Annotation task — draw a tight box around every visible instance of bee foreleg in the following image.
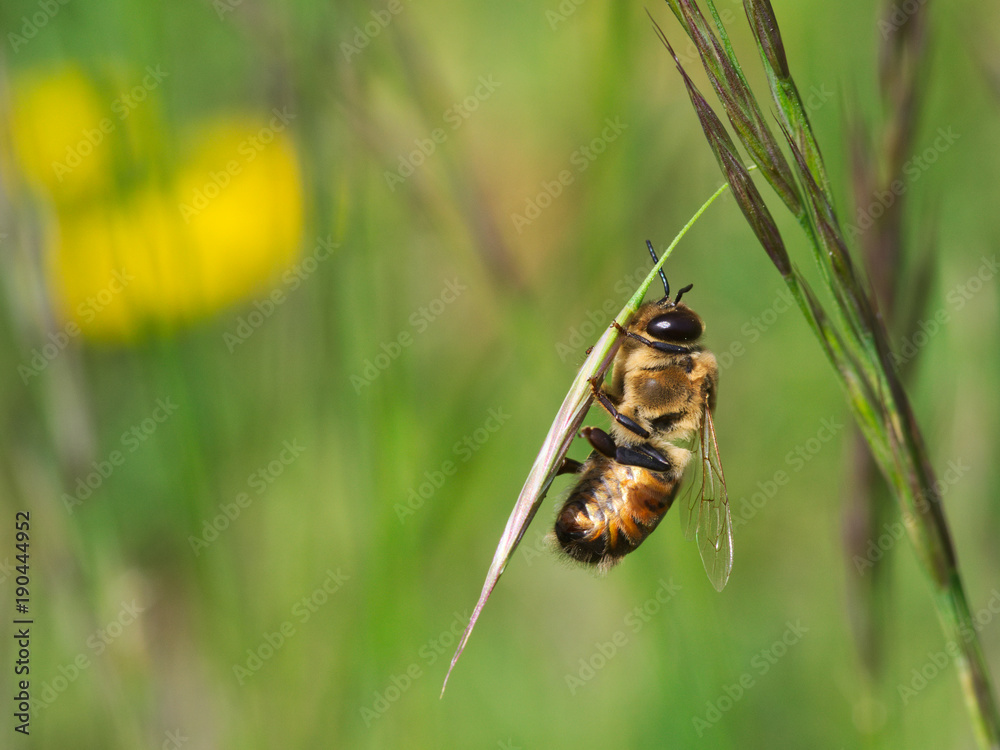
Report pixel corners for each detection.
[589,377,650,438]
[613,321,690,354]
[582,427,672,473]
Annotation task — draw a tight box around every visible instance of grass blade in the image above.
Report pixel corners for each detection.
[655,2,1000,744]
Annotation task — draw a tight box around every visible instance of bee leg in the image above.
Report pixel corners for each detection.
[613,321,690,354]
[588,377,650,438]
[556,457,584,476]
[583,427,672,473]
[582,426,618,458]
[605,436,671,472]
[616,445,672,473]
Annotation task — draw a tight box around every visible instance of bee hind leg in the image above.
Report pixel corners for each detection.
[582,427,671,473]
[556,457,584,476]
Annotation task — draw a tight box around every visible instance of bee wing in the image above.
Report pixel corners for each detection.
[679,403,733,591]
[678,442,703,543]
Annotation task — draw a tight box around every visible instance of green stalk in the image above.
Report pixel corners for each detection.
[655,1,1000,744]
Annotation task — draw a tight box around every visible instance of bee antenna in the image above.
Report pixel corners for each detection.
[645,240,669,299]
[674,283,694,305]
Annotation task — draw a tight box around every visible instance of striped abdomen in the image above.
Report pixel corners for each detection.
[554,454,681,568]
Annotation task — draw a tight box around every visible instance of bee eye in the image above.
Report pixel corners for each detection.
[646,311,703,342]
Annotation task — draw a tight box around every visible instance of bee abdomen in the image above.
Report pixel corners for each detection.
[555,467,677,567]
[554,496,614,565]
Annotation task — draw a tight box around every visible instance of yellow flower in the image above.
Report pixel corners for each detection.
[7,64,307,341]
[48,120,304,340]
[50,191,183,340]
[173,117,304,317]
[6,65,114,202]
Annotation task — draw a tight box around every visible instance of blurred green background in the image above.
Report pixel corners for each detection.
[1,0,998,747]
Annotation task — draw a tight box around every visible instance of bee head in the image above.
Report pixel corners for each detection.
[645,300,703,342]
[643,239,703,343]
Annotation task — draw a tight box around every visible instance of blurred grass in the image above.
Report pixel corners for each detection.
[0,0,998,748]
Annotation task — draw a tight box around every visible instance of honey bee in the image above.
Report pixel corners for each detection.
[553,241,733,590]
